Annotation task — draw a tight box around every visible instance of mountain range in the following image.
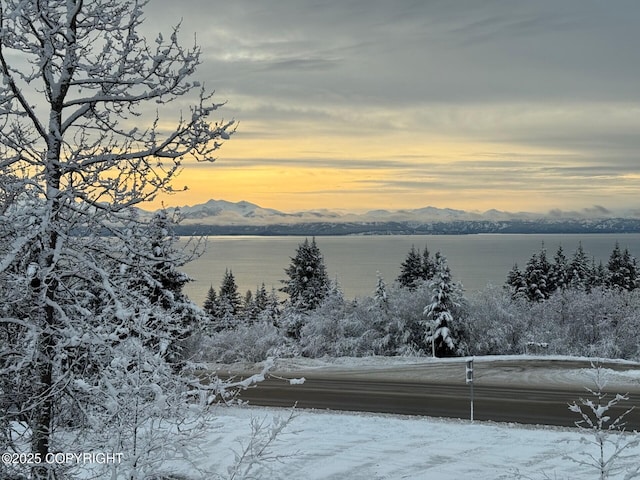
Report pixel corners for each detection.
[147,199,640,235]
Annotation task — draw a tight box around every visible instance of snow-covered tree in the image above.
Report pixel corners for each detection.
[569,242,592,290]
[124,209,206,361]
[567,363,640,480]
[606,243,638,291]
[281,237,330,311]
[218,268,242,323]
[523,245,553,301]
[203,285,220,321]
[261,287,282,324]
[461,286,528,356]
[0,1,238,478]
[588,258,607,291]
[550,244,569,291]
[422,245,437,281]
[505,263,527,299]
[298,281,347,357]
[374,271,388,307]
[397,245,424,290]
[254,283,269,313]
[423,253,463,357]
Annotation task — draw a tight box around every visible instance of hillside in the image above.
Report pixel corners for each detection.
[148,199,640,235]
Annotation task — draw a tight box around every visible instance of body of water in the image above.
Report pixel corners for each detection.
[180,234,640,305]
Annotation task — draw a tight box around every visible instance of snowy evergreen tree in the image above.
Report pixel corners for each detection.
[215,268,242,329]
[568,242,592,290]
[281,237,330,311]
[261,287,282,324]
[124,209,205,360]
[397,245,424,290]
[243,289,261,324]
[254,283,269,313]
[621,248,638,291]
[606,242,637,291]
[219,269,242,313]
[588,259,607,291]
[423,253,463,357]
[523,245,552,301]
[505,263,527,299]
[374,271,388,307]
[607,242,625,290]
[0,1,239,478]
[422,245,437,281]
[550,244,569,291]
[203,285,220,318]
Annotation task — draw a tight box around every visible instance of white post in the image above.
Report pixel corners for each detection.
[466,357,474,422]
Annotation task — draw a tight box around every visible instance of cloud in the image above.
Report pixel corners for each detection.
[584,205,612,216]
[140,0,640,213]
[146,0,640,106]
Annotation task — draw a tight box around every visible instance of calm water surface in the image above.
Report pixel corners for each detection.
[180,234,640,305]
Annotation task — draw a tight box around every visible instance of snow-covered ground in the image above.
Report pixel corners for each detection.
[190,356,640,479]
[188,405,632,480]
[212,354,640,390]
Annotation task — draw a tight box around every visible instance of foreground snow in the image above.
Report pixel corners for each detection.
[192,356,640,479]
[189,405,620,479]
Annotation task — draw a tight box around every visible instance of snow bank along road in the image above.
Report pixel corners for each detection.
[212,357,640,428]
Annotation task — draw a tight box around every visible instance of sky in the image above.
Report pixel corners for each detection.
[142,0,640,215]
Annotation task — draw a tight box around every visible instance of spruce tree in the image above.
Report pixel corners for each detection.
[263,287,282,324]
[423,253,462,357]
[422,245,437,281]
[243,289,260,324]
[587,258,606,291]
[202,284,220,332]
[254,283,269,313]
[281,237,330,311]
[607,243,638,291]
[607,242,627,290]
[505,263,527,299]
[521,243,555,301]
[397,245,424,290]
[203,285,219,317]
[125,209,203,359]
[374,271,388,307]
[621,248,638,291]
[524,253,546,301]
[568,242,591,290]
[218,269,242,328]
[550,245,569,291]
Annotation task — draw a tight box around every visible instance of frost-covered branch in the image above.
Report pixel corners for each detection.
[0,1,237,478]
[566,362,640,480]
[225,408,299,480]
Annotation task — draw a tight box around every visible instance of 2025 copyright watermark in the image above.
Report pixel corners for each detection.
[2,452,124,465]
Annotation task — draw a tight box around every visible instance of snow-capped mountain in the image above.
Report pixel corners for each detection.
[163,199,544,225]
[173,199,285,222]
[148,199,640,235]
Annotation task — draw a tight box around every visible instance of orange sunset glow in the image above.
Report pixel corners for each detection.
[142,1,640,217]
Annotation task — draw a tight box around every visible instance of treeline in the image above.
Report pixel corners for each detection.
[171,217,640,236]
[194,238,463,361]
[505,242,638,301]
[191,237,640,364]
[202,272,281,330]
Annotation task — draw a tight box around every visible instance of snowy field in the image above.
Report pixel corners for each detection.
[186,356,640,479]
[186,405,631,480]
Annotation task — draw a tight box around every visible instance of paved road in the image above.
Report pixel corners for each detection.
[226,358,640,428]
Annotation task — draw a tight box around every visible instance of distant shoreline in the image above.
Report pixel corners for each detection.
[173,218,640,236]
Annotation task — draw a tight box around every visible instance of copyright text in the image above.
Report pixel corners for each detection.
[2,452,124,465]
